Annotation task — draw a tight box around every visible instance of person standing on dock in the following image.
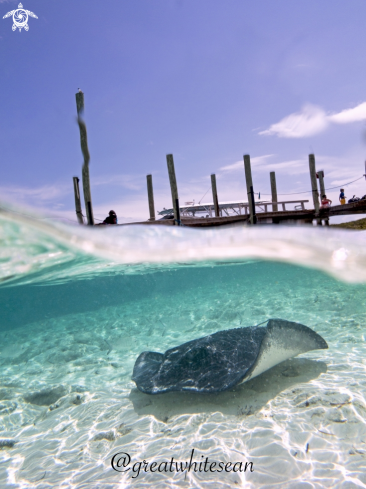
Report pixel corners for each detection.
[103,210,118,224]
[339,189,346,205]
[321,195,332,208]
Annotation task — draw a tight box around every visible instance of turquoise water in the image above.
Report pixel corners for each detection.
[1,205,366,488]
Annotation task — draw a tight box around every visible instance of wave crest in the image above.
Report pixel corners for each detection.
[1,203,366,286]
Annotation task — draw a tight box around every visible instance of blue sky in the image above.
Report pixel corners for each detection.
[1,0,366,223]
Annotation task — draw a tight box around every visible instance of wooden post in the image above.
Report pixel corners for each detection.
[211,174,220,217]
[309,154,320,218]
[146,174,155,221]
[76,91,84,115]
[243,154,257,224]
[73,176,84,224]
[317,170,329,226]
[76,91,94,225]
[317,170,325,199]
[270,171,278,212]
[166,154,180,225]
[250,185,257,224]
[175,198,181,225]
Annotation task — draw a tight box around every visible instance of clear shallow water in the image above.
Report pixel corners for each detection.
[1,205,366,488]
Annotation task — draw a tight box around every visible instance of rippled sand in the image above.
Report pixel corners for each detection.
[1,263,366,488]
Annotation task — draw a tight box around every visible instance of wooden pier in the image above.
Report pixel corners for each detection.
[122,200,366,227]
[72,92,366,228]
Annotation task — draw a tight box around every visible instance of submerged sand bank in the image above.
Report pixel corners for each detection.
[0,266,366,488]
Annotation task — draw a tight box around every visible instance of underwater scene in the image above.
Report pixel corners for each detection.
[1,208,366,488]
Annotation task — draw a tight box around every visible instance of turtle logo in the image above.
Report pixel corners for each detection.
[3,3,38,32]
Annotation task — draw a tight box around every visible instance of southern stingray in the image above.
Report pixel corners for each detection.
[132,319,328,394]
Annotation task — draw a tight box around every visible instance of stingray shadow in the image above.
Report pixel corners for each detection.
[129,358,327,422]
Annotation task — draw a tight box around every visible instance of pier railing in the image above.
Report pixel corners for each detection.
[256,200,309,213]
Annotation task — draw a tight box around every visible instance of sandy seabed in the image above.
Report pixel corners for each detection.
[1,271,366,489]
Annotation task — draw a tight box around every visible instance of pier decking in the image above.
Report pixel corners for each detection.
[122,200,366,227]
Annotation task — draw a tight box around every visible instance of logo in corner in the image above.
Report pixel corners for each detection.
[3,3,38,32]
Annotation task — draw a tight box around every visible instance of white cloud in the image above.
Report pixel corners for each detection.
[219,155,307,175]
[220,154,274,171]
[260,101,366,138]
[328,102,366,124]
[259,104,329,138]
[262,159,308,175]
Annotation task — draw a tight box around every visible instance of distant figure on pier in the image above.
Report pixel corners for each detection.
[339,189,346,205]
[103,210,118,224]
[321,195,332,208]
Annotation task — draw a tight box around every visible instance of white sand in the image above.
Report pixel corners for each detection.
[1,271,366,488]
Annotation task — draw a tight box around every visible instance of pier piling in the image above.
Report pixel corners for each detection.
[244,155,257,224]
[317,170,329,225]
[309,154,320,223]
[270,171,278,212]
[72,176,84,224]
[146,174,156,221]
[76,91,84,115]
[76,91,94,225]
[317,170,325,198]
[166,154,180,225]
[211,174,220,217]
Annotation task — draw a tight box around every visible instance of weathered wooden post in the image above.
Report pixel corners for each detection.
[73,176,84,224]
[270,171,278,212]
[317,170,329,226]
[317,170,325,199]
[166,154,180,225]
[309,154,320,223]
[76,91,94,225]
[146,174,155,221]
[243,154,257,224]
[211,174,220,217]
[175,198,181,225]
[76,90,84,115]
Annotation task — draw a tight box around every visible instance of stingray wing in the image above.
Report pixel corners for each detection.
[243,318,328,382]
[26,10,38,19]
[3,11,15,19]
[132,326,267,394]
